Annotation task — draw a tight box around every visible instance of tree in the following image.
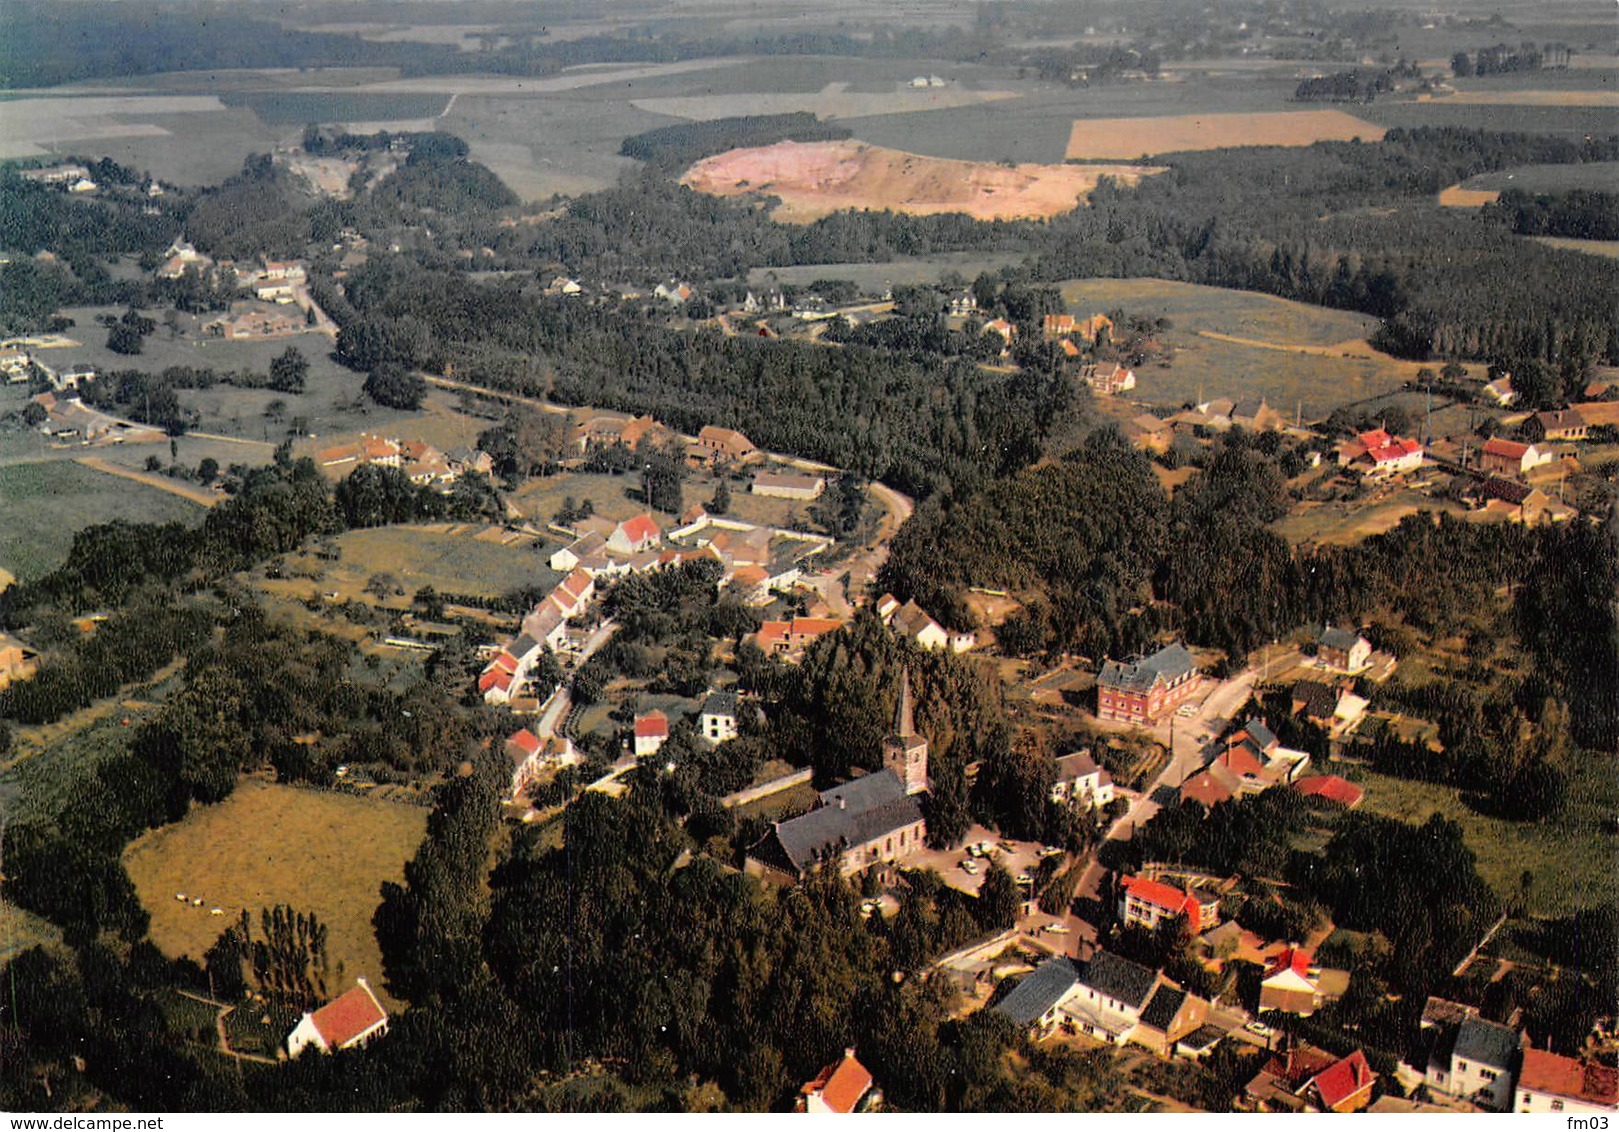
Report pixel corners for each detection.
[364,362,426,410]
[269,346,309,393]
[1451,51,1473,77]
[196,457,219,484]
[977,861,1020,932]
[709,478,731,515]
[106,321,143,355]
[641,440,687,515]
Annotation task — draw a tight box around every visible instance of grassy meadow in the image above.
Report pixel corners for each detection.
[1355,762,1619,918]
[1057,278,1424,416]
[124,779,429,1006]
[0,461,203,584]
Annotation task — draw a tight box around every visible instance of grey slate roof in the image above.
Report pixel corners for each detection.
[1054,750,1102,783]
[1139,983,1187,1031]
[1292,680,1339,719]
[700,691,739,718]
[1453,1016,1520,1071]
[1244,719,1279,750]
[764,769,923,874]
[1098,642,1196,694]
[994,958,1081,1027]
[1078,950,1158,1010]
[1178,1024,1226,1052]
[1319,625,1364,652]
[510,633,541,660]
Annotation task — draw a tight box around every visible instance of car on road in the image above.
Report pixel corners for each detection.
[961,858,980,874]
[1176,703,1198,717]
[1244,1020,1273,1038]
[1043,922,1069,934]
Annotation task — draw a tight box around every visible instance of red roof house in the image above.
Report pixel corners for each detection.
[286,978,389,1057]
[1518,1048,1619,1113]
[1305,1049,1378,1113]
[1293,774,1364,808]
[633,709,670,757]
[1119,874,1220,934]
[608,513,662,555]
[799,1048,877,1113]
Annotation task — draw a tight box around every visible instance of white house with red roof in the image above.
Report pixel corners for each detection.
[1119,874,1220,935]
[1336,428,1424,476]
[1260,946,1324,1015]
[1517,1048,1619,1113]
[506,728,544,798]
[633,710,669,758]
[607,513,662,556]
[798,1048,878,1113]
[286,978,389,1058]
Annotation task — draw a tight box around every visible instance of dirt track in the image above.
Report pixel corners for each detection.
[682,140,1162,223]
[76,457,219,507]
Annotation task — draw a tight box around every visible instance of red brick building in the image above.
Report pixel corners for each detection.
[1097,642,1199,724]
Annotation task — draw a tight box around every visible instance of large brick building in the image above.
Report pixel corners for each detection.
[1097,642,1199,724]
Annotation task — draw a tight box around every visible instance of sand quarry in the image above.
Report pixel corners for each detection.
[681,140,1162,223]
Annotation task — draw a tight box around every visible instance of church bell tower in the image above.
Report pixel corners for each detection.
[882,668,929,796]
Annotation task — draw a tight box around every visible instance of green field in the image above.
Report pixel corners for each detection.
[326,523,558,600]
[0,461,203,583]
[220,90,451,126]
[1462,161,1619,192]
[1057,278,1420,416]
[1355,763,1619,918]
[124,778,429,1007]
[746,254,1026,290]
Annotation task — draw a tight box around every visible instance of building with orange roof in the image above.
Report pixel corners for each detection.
[607,513,662,556]
[1119,874,1220,935]
[1517,1047,1618,1113]
[1247,1043,1376,1112]
[689,424,758,466]
[798,1048,877,1113]
[286,978,389,1058]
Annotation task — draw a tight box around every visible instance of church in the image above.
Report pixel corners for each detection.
[746,670,929,881]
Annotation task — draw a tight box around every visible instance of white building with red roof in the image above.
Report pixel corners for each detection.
[1119,874,1220,935]
[798,1048,878,1113]
[607,513,662,556]
[506,728,544,798]
[286,978,389,1058]
[1336,428,1424,476]
[633,710,670,758]
[1517,1048,1619,1113]
[1260,946,1324,1015]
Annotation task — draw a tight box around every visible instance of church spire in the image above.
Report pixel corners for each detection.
[894,667,916,738]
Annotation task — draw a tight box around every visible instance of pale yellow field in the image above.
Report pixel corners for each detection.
[1438,185,1500,208]
[125,779,428,1006]
[1532,236,1619,259]
[1066,109,1385,160]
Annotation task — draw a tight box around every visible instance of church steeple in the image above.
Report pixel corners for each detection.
[883,668,928,795]
[894,667,916,738]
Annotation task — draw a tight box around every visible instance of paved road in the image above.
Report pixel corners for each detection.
[1073,650,1301,934]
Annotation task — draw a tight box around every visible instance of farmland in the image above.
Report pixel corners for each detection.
[1460,160,1619,192]
[683,139,1161,222]
[1056,278,1425,416]
[0,460,203,584]
[124,778,428,1007]
[217,90,451,126]
[1065,109,1384,160]
[256,523,557,608]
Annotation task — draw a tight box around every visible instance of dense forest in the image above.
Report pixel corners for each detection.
[1480,187,1619,241]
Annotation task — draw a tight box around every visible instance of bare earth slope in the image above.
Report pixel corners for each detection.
[681,139,1162,223]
